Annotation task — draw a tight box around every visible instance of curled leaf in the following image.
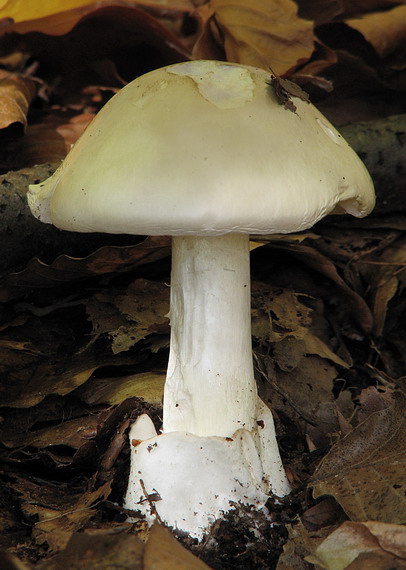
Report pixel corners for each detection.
[0,69,36,132]
[194,0,315,74]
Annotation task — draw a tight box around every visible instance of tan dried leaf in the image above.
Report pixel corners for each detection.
[346,4,406,59]
[312,393,406,523]
[86,278,169,355]
[360,235,406,336]
[24,112,94,164]
[252,284,348,367]
[6,362,99,408]
[193,0,315,74]
[12,477,112,549]
[78,372,166,406]
[1,415,99,449]
[144,523,211,569]
[6,236,171,288]
[306,520,406,570]
[0,70,36,131]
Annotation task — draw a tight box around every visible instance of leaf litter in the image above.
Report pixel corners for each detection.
[0,0,406,568]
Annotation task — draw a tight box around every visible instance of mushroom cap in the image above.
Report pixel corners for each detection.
[28,60,375,236]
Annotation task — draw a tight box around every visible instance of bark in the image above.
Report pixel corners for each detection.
[340,114,406,215]
[0,162,138,275]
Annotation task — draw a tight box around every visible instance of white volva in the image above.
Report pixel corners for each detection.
[27,60,375,539]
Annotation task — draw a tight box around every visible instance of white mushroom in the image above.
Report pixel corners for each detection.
[27,60,375,539]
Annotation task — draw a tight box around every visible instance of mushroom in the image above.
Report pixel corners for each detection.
[27,60,375,539]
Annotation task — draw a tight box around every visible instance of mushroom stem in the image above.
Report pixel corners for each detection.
[163,233,257,437]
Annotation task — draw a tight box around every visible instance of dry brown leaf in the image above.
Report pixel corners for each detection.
[0,69,36,131]
[0,358,99,408]
[312,392,406,523]
[36,529,144,569]
[4,236,171,289]
[0,414,99,449]
[31,521,209,569]
[306,520,406,570]
[86,278,169,355]
[346,4,406,59]
[252,283,349,368]
[357,385,395,424]
[11,477,112,549]
[302,497,346,531]
[359,235,406,336]
[23,112,94,165]
[276,518,329,570]
[144,523,211,569]
[265,240,374,332]
[193,0,315,74]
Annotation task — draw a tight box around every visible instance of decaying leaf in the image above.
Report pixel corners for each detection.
[193,0,315,74]
[0,0,195,34]
[4,236,171,289]
[358,234,406,337]
[86,278,169,354]
[0,69,36,132]
[252,283,349,368]
[23,112,94,165]
[306,520,406,570]
[144,523,211,569]
[346,4,406,60]
[267,71,310,113]
[11,477,112,549]
[0,414,99,450]
[312,392,406,523]
[262,239,374,333]
[78,372,165,406]
[276,518,329,570]
[29,521,210,570]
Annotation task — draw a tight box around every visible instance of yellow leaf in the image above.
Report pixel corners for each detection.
[0,0,194,29]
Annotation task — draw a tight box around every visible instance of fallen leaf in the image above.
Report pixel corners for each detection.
[267,71,310,113]
[29,521,210,569]
[306,520,406,570]
[264,240,374,332]
[302,497,346,531]
[276,518,328,570]
[86,278,169,355]
[0,350,99,408]
[0,552,31,570]
[193,0,315,74]
[360,235,406,337]
[346,4,406,59]
[36,529,144,569]
[4,236,171,289]
[144,523,211,569]
[0,1,194,40]
[11,477,112,549]
[312,392,406,523]
[23,112,94,165]
[252,283,349,368]
[0,69,36,132]
[78,372,165,406]
[0,414,99,450]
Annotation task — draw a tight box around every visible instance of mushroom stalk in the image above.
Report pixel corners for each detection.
[163,233,257,437]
